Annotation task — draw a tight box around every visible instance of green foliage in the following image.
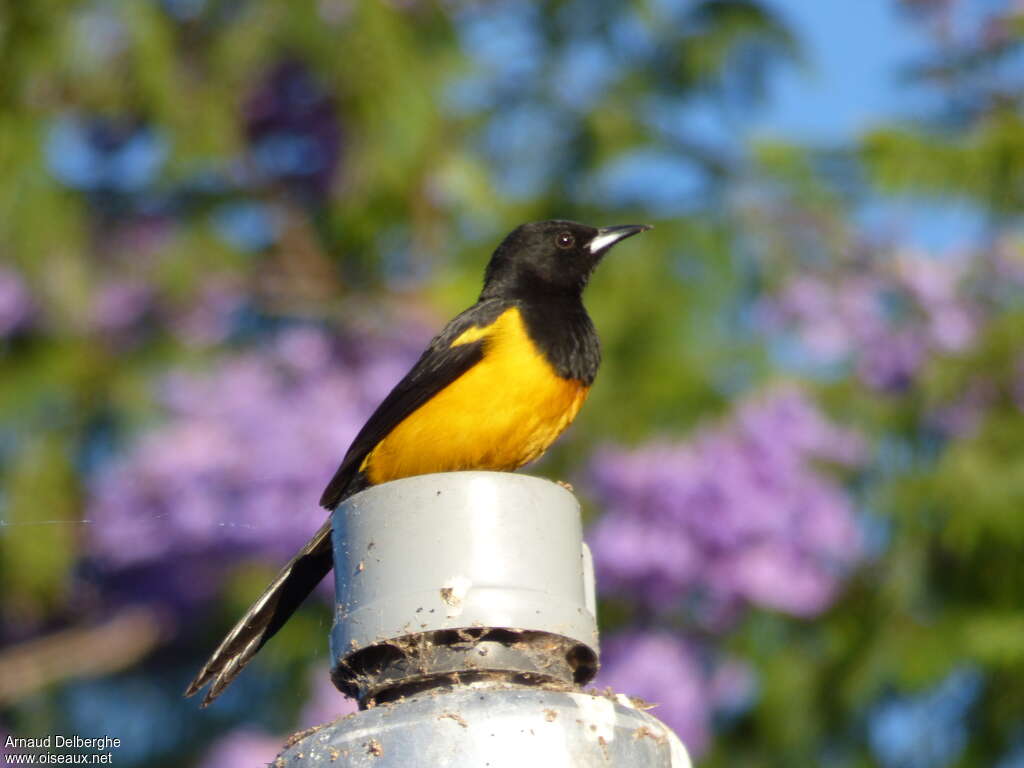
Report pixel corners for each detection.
[863,111,1024,214]
[0,437,78,614]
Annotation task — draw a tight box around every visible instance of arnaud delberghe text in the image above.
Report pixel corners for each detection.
[5,736,121,750]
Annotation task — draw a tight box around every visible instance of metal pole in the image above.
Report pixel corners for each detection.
[277,471,691,767]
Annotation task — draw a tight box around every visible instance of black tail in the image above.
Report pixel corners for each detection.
[184,520,333,706]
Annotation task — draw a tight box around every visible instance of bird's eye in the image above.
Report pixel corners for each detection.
[555,232,575,249]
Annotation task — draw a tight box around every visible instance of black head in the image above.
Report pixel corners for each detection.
[480,219,651,300]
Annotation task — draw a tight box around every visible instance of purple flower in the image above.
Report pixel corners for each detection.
[196,729,281,768]
[596,631,754,756]
[89,279,153,335]
[928,379,996,438]
[855,329,928,393]
[597,632,710,753]
[756,249,984,392]
[895,250,978,353]
[170,279,245,347]
[775,276,857,360]
[588,388,864,623]
[0,268,34,338]
[86,321,426,579]
[992,241,1024,286]
[896,249,963,307]
[707,656,756,717]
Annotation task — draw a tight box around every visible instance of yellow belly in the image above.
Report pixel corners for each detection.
[362,308,590,485]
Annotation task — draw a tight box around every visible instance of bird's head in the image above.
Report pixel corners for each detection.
[480,219,651,300]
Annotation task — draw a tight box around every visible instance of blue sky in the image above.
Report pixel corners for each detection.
[754,0,986,251]
[754,0,931,143]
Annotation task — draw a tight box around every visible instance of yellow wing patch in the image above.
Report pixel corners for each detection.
[361,307,589,485]
[450,323,492,347]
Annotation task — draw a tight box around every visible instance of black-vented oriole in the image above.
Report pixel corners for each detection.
[185,219,650,705]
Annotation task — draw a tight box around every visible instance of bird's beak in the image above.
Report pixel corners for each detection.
[588,224,653,254]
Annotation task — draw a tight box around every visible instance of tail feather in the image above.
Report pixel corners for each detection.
[185,520,334,706]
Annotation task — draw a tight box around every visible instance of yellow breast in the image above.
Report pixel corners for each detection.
[362,307,590,485]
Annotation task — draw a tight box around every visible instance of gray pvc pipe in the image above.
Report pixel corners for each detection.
[277,687,692,767]
[330,472,598,686]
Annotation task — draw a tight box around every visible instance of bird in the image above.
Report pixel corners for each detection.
[185,219,651,705]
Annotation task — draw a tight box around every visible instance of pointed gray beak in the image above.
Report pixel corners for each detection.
[588,224,653,254]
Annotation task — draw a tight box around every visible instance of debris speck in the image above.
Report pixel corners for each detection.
[544,709,557,722]
[367,739,383,757]
[633,725,667,744]
[356,560,365,573]
[556,480,575,492]
[439,711,469,728]
[439,576,471,615]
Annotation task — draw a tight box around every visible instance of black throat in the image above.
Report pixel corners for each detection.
[515,297,601,385]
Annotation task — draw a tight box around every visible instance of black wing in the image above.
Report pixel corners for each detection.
[186,300,507,705]
[318,298,507,509]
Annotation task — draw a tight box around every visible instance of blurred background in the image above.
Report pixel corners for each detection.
[1,0,1023,765]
